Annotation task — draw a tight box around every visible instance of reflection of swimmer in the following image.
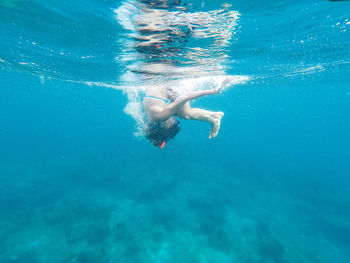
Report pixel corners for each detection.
[115,0,239,78]
[144,77,235,148]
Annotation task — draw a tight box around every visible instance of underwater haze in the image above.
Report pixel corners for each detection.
[1,0,350,262]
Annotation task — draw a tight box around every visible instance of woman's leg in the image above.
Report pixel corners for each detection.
[177,102,224,138]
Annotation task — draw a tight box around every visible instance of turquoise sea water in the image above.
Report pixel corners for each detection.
[1,0,350,262]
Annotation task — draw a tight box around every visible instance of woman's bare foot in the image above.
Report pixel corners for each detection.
[209,111,224,138]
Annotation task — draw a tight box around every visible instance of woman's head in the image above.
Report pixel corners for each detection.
[145,118,180,148]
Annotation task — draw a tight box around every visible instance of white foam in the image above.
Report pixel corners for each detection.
[168,75,250,97]
[83,81,123,90]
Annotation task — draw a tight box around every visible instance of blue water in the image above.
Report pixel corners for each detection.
[1,0,350,262]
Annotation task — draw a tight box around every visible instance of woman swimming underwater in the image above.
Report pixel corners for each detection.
[115,0,246,148]
[143,77,234,148]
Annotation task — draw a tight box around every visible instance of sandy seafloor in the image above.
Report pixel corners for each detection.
[1,68,350,263]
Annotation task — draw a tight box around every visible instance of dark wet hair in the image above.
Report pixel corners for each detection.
[145,120,180,148]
